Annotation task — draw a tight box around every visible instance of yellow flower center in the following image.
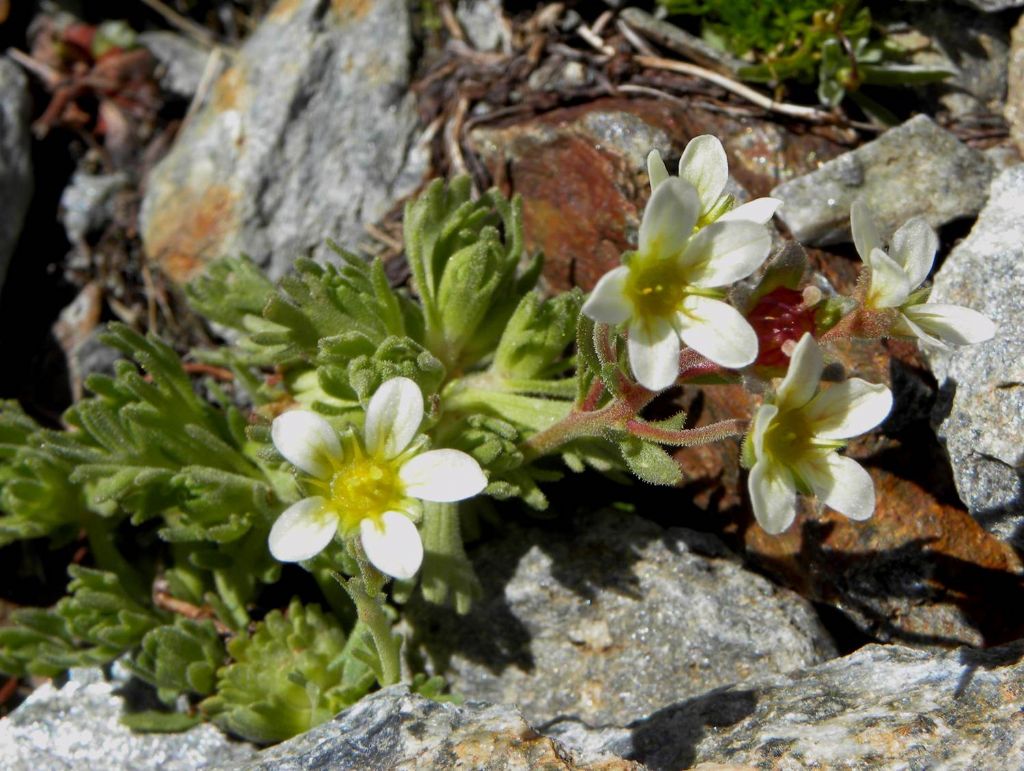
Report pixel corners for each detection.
[625,255,687,322]
[326,454,405,533]
[761,408,818,469]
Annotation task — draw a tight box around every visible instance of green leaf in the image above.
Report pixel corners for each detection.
[403,177,538,370]
[185,255,275,332]
[493,289,583,380]
[0,402,89,546]
[417,502,481,614]
[0,608,78,677]
[618,436,683,486]
[202,599,375,744]
[858,63,955,86]
[130,618,225,704]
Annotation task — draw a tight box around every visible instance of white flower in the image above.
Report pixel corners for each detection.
[647,136,782,228]
[268,377,487,579]
[582,176,772,390]
[851,201,995,349]
[747,333,892,534]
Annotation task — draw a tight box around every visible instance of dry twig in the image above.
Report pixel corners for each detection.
[635,55,881,131]
[137,0,217,48]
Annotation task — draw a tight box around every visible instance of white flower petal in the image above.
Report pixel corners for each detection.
[850,199,882,261]
[582,266,632,324]
[893,312,949,350]
[902,303,996,346]
[360,511,424,580]
[718,197,782,225]
[678,135,728,216]
[268,497,336,562]
[272,410,341,478]
[399,449,487,502]
[639,177,700,258]
[647,149,669,191]
[677,296,757,370]
[798,453,876,521]
[804,379,893,440]
[749,403,779,459]
[365,377,423,460]
[628,317,681,391]
[890,217,937,289]
[748,459,797,534]
[865,247,912,309]
[774,333,823,411]
[679,220,771,288]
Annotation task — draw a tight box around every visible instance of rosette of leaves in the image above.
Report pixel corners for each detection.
[201,599,376,743]
[0,566,163,677]
[184,179,600,612]
[0,401,89,546]
[0,323,289,682]
[656,0,952,119]
[129,617,225,704]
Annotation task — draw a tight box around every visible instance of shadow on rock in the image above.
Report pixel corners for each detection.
[751,515,1024,648]
[404,508,674,678]
[625,686,758,771]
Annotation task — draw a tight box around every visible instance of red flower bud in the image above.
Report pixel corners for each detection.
[748,287,816,368]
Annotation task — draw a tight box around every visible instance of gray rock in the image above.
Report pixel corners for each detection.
[770,115,991,246]
[0,58,33,294]
[1005,12,1024,156]
[60,171,130,245]
[926,165,1024,545]
[405,512,836,728]
[223,685,639,770]
[140,0,427,284]
[550,640,1024,770]
[0,667,256,770]
[456,0,510,53]
[894,5,1009,118]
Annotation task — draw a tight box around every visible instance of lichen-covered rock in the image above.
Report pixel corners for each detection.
[0,58,33,294]
[140,0,426,283]
[744,466,1024,648]
[926,165,1024,546]
[1005,13,1024,157]
[469,99,843,293]
[225,685,640,770]
[0,668,256,770]
[770,115,991,246]
[550,640,1024,770]
[406,512,836,728]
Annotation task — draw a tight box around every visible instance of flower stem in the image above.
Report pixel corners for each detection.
[626,418,748,446]
[520,381,655,461]
[338,571,401,686]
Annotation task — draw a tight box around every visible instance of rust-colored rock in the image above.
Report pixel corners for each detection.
[144,183,239,284]
[469,98,846,293]
[140,0,424,283]
[244,685,643,770]
[744,465,1024,648]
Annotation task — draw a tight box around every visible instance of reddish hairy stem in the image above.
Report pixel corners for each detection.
[521,380,656,460]
[626,418,749,446]
[580,376,606,412]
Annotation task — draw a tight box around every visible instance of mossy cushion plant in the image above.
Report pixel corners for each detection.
[0,135,994,743]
